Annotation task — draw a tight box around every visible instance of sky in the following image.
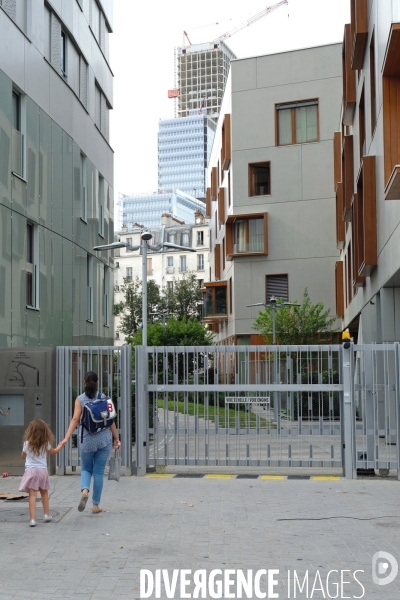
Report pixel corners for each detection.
[110,0,350,226]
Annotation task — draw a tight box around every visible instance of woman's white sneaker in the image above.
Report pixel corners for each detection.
[43,514,52,522]
[29,519,36,527]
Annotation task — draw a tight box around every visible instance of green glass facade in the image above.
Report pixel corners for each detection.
[0,68,114,347]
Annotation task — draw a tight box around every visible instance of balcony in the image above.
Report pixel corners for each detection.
[226,213,268,259]
[166,266,175,274]
[342,24,356,125]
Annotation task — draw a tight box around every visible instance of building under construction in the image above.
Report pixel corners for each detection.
[175,41,236,119]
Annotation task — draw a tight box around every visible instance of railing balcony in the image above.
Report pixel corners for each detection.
[166,266,175,274]
[233,241,264,254]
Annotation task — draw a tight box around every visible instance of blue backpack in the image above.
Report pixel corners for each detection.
[80,392,116,443]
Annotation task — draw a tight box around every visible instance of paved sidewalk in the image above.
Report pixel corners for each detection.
[1,474,400,599]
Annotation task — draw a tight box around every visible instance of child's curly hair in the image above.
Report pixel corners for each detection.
[23,419,54,456]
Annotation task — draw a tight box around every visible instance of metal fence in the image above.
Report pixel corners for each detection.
[55,343,400,479]
[56,345,132,475]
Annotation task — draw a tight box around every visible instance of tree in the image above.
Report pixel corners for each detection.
[117,277,164,338]
[130,315,214,346]
[252,288,336,345]
[164,270,203,320]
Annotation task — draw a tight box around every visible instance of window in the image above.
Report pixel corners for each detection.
[197,254,204,271]
[147,258,152,275]
[198,279,204,289]
[12,89,24,176]
[179,255,186,272]
[168,233,176,244]
[126,267,132,281]
[167,257,173,267]
[266,274,288,303]
[1,0,27,32]
[181,232,189,246]
[89,0,110,60]
[370,32,377,134]
[203,283,227,318]
[103,266,110,326]
[197,231,204,246]
[277,100,318,145]
[167,281,174,292]
[249,162,270,196]
[234,218,264,253]
[98,175,104,237]
[81,154,87,221]
[87,255,93,321]
[61,30,67,77]
[222,238,225,271]
[26,223,39,308]
[95,84,110,140]
[79,56,88,107]
[229,277,232,314]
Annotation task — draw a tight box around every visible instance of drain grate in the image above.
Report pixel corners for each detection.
[0,506,72,523]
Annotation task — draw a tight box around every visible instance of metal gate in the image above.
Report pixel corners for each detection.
[137,344,345,472]
[56,345,133,475]
[55,343,400,478]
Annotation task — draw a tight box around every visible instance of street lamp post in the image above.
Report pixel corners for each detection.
[247,296,299,344]
[94,230,196,476]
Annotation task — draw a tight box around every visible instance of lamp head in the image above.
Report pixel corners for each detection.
[269,296,277,306]
[141,230,152,241]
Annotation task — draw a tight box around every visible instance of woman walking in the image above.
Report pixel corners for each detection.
[61,371,121,514]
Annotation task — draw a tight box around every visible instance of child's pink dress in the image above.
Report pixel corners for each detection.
[19,442,50,492]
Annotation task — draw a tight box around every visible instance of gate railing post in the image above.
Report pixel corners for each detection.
[56,346,67,475]
[343,341,356,478]
[120,345,132,476]
[136,345,148,476]
[395,343,400,481]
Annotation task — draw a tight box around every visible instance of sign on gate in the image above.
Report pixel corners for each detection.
[225,397,270,404]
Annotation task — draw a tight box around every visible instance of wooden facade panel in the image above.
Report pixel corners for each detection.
[211,167,217,200]
[218,187,225,223]
[215,243,221,280]
[353,191,365,286]
[343,24,357,124]
[383,76,400,186]
[222,114,231,171]
[382,24,400,76]
[206,187,211,217]
[351,0,368,70]
[333,131,342,187]
[336,182,345,248]
[335,261,344,317]
[343,135,354,221]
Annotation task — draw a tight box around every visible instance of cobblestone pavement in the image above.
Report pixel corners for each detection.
[1,473,400,599]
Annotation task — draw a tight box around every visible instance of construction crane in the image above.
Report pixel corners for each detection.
[212,1,289,44]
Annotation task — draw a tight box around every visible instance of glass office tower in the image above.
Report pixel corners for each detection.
[158,114,216,200]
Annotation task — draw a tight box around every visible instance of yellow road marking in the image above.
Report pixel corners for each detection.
[260,476,285,480]
[145,474,175,478]
[312,476,340,480]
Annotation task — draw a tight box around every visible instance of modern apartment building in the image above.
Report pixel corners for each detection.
[205,44,342,343]
[158,114,216,200]
[175,41,236,119]
[334,0,400,343]
[0,0,114,346]
[114,212,209,345]
[120,189,206,230]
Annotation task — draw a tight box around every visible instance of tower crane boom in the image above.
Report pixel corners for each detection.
[212,1,288,44]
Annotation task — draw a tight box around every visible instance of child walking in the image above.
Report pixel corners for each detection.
[19,419,64,527]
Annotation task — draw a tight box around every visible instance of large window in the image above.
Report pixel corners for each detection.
[179,255,186,272]
[197,254,204,271]
[126,267,132,281]
[26,223,39,308]
[249,162,270,196]
[277,100,318,146]
[167,256,173,267]
[234,218,264,254]
[197,230,204,246]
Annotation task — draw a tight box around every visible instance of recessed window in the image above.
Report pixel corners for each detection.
[266,274,288,303]
[249,162,270,196]
[26,223,39,309]
[12,89,24,176]
[126,267,132,281]
[87,255,93,321]
[204,284,227,317]
[370,32,377,134]
[234,218,264,254]
[197,254,204,271]
[167,281,174,291]
[167,256,173,267]
[61,31,67,77]
[277,100,318,146]
[181,232,189,246]
[180,255,186,272]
